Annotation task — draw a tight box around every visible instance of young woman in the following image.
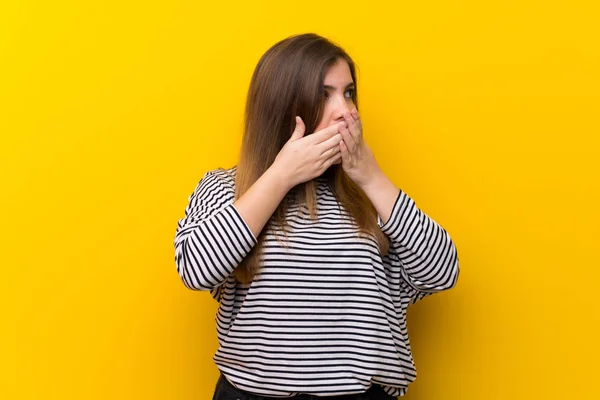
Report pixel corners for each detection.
[174,33,460,400]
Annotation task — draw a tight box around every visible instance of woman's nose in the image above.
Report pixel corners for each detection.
[335,101,352,117]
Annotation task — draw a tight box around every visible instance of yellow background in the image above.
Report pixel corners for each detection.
[1,1,599,399]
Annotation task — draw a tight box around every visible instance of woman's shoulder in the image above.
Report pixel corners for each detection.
[206,165,237,185]
[195,165,237,195]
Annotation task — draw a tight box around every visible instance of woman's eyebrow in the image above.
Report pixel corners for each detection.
[323,82,355,90]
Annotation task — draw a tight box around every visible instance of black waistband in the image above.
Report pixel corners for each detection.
[217,374,393,400]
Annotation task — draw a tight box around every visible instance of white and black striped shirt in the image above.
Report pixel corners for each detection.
[174,165,459,398]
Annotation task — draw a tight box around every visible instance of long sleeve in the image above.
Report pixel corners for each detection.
[378,189,460,302]
[174,169,258,291]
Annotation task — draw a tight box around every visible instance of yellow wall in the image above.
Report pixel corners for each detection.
[1,1,598,399]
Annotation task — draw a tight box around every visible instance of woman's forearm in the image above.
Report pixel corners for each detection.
[233,165,292,239]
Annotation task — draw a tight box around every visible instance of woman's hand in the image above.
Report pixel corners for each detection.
[338,109,380,188]
[272,116,345,189]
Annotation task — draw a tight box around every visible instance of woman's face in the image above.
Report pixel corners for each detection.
[314,58,356,134]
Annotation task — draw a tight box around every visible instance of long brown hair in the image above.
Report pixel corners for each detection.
[232,33,390,283]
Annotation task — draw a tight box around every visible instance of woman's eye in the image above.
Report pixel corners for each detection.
[324,89,354,99]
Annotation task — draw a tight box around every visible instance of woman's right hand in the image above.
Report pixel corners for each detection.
[272,116,346,189]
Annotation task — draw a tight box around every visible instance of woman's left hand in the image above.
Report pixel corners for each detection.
[338,109,381,188]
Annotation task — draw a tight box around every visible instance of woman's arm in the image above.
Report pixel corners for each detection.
[233,165,292,239]
[361,170,460,297]
[174,165,291,290]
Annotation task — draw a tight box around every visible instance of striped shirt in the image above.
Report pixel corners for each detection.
[174,165,459,398]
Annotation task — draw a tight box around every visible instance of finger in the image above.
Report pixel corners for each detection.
[317,132,343,154]
[343,111,357,132]
[339,139,351,164]
[344,111,361,143]
[339,123,357,153]
[290,116,306,141]
[320,143,339,160]
[351,109,362,135]
[326,151,342,167]
[309,121,346,145]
